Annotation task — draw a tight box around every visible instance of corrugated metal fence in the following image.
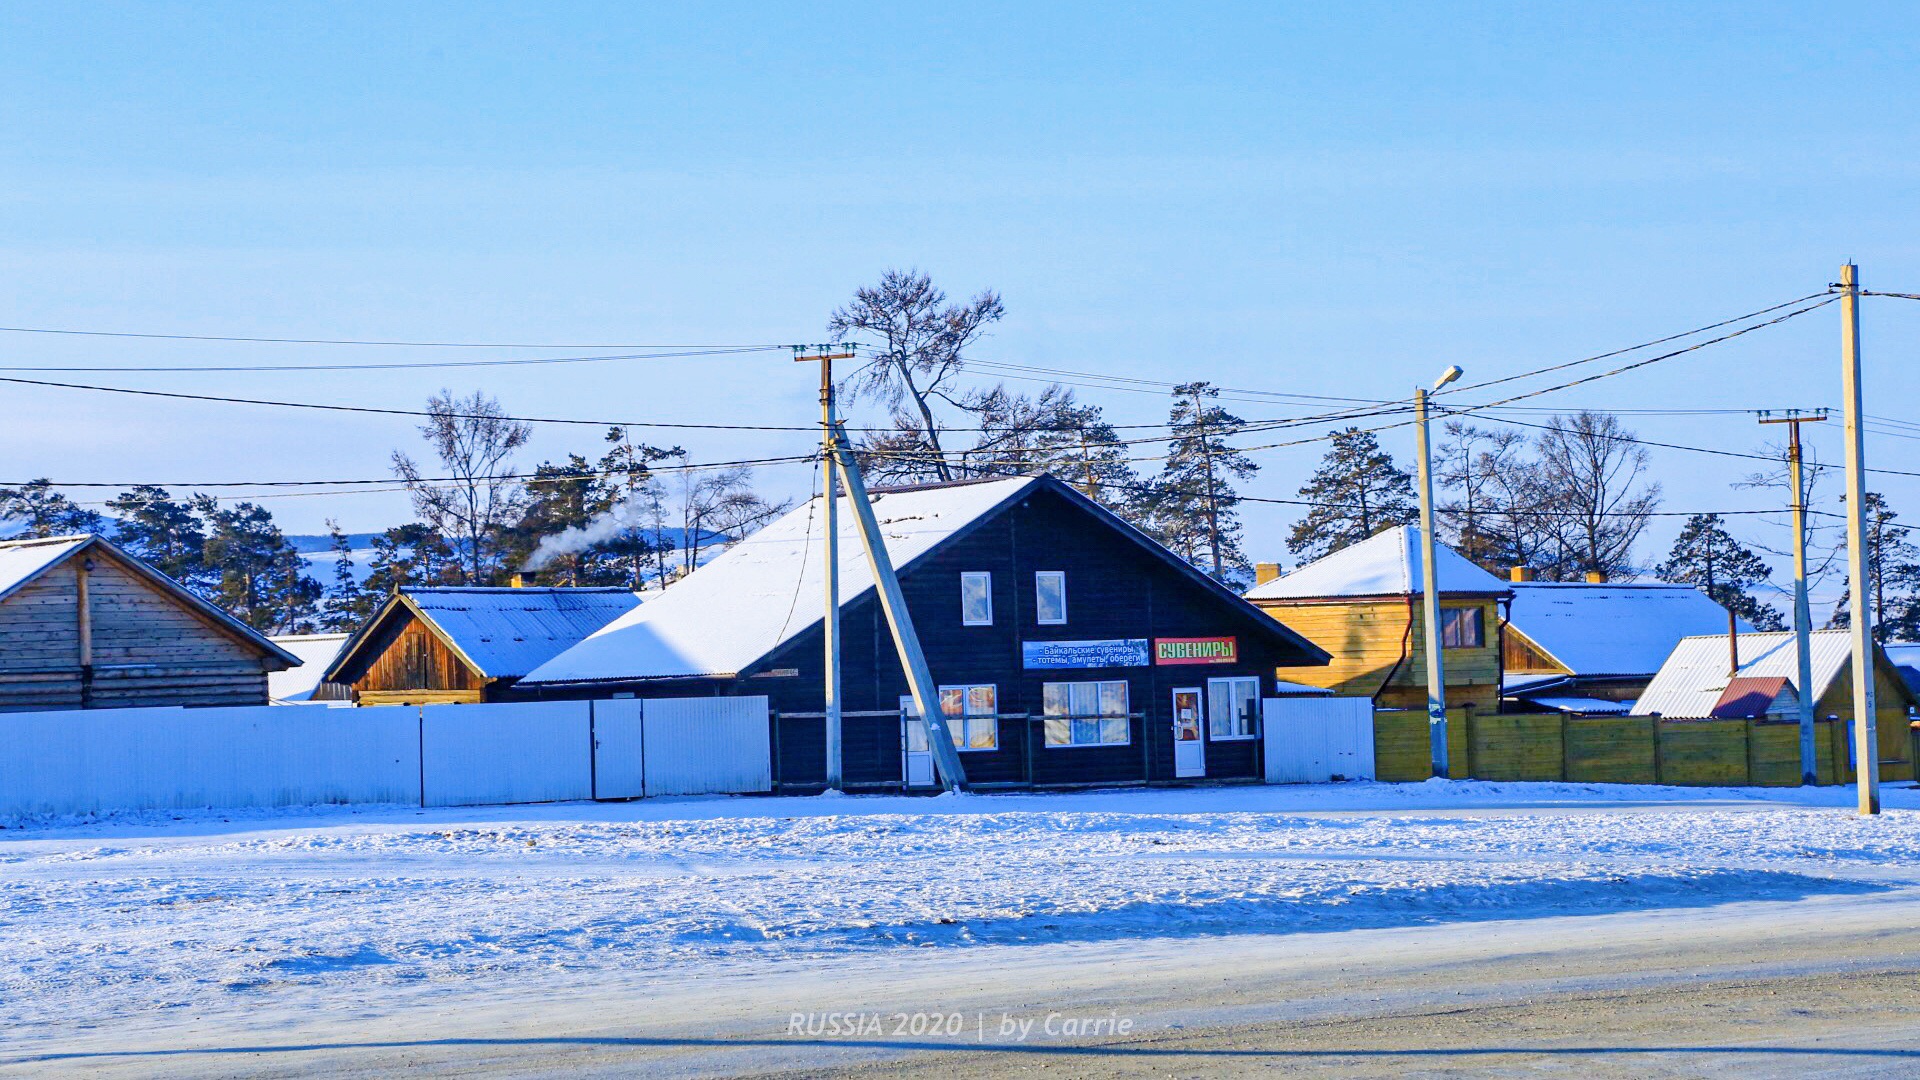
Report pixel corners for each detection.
[1262,697,1376,783]
[0,696,771,817]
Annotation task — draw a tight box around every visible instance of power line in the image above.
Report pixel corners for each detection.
[0,346,788,373]
[0,325,783,349]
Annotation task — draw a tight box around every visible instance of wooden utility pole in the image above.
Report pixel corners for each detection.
[1759,408,1828,785]
[828,419,968,791]
[1192,388,1223,577]
[1837,264,1879,814]
[797,344,854,791]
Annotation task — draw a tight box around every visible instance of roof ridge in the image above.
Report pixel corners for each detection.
[0,533,95,549]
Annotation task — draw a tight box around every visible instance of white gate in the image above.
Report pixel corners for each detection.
[640,696,772,796]
[421,701,593,807]
[1262,697,1375,784]
[592,699,647,800]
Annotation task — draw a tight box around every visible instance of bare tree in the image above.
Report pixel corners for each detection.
[1530,411,1661,580]
[1436,421,1557,574]
[676,467,790,574]
[828,269,1004,482]
[392,390,532,584]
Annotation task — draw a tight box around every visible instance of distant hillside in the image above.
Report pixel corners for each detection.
[284,533,383,554]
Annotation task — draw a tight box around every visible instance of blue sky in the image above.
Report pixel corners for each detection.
[3,2,1919,606]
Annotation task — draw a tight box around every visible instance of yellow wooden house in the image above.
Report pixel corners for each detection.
[1244,526,1511,710]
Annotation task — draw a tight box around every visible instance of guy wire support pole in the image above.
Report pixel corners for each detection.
[1415,385,1449,779]
[796,344,854,791]
[829,419,969,792]
[1837,265,1880,814]
[1758,407,1828,786]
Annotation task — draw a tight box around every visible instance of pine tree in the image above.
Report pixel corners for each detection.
[1143,382,1258,582]
[106,485,208,586]
[1657,514,1785,631]
[0,479,105,538]
[364,523,458,597]
[1829,492,1920,642]
[317,519,373,631]
[1287,428,1417,563]
[196,497,322,633]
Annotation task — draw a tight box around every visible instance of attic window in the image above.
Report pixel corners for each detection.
[961,572,993,626]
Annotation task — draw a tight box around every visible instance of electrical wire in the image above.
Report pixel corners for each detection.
[0,326,784,349]
[0,346,789,373]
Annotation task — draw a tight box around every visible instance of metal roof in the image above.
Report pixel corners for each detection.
[1506,582,1745,677]
[1244,526,1511,601]
[1632,630,1862,718]
[400,587,645,679]
[268,633,350,701]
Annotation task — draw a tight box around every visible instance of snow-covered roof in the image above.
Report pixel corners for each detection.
[0,535,91,602]
[0,533,300,667]
[1506,582,1745,677]
[1244,526,1510,601]
[523,478,1039,684]
[398,587,645,679]
[268,633,350,702]
[1518,695,1633,715]
[1632,629,1870,718]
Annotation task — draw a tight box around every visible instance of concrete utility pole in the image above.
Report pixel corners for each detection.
[828,420,969,792]
[1415,366,1463,779]
[1758,408,1828,785]
[1837,264,1879,814]
[797,344,854,791]
[1192,387,1224,578]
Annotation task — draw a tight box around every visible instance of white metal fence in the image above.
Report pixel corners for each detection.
[0,696,771,817]
[1262,697,1376,784]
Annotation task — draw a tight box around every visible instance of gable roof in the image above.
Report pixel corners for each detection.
[1632,629,1912,717]
[1505,582,1745,678]
[522,475,1327,685]
[0,534,301,668]
[1710,675,1796,719]
[1244,525,1510,601]
[268,633,351,702]
[328,586,644,683]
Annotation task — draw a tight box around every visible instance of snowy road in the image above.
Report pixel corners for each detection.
[5,781,1920,1076]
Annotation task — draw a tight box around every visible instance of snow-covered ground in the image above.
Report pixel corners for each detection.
[5,780,1920,1067]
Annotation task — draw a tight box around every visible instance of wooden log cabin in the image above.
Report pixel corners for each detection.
[517,475,1331,791]
[1243,526,1511,711]
[0,534,300,711]
[324,586,644,705]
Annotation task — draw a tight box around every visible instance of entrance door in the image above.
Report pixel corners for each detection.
[1172,687,1206,778]
[591,699,646,799]
[900,696,936,788]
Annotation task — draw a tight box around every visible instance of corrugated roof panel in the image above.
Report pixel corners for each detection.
[1507,582,1745,677]
[406,588,644,678]
[1632,630,1857,718]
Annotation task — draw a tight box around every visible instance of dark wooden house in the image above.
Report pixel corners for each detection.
[0,533,300,711]
[324,586,642,705]
[518,476,1330,790]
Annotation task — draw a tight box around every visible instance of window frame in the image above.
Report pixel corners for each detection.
[960,571,993,627]
[1041,679,1132,748]
[937,683,1000,752]
[1439,605,1485,650]
[1034,570,1068,626]
[1206,676,1261,741]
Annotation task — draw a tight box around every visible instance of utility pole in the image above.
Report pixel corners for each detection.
[1837,264,1879,814]
[797,344,854,791]
[1759,408,1829,785]
[1416,366,1463,779]
[1192,387,1224,578]
[828,419,969,792]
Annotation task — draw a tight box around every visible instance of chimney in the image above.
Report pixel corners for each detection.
[509,573,526,588]
[1254,562,1282,585]
[1510,566,1535,582]
[1584,570,1607,584]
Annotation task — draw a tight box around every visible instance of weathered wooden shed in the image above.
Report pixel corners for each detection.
[1244,526,1511,711]
[324,586,644,705]
[0,533,300,711]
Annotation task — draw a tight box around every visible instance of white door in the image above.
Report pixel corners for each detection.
[901,697,935,788]
[592,699,647,799]
[1172,687,1206,778]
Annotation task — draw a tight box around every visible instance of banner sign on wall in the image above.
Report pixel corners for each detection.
[1154,636,1238,665]
[1021,638,1152,670]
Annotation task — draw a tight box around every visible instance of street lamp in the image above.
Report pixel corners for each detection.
[1415,366,1461,778]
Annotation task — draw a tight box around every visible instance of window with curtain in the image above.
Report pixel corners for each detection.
[1041,680,1130,747]
[1440,605,1485,649]
[938,684,999,750]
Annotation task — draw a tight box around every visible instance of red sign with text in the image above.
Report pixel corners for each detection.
[1154,636,1238,665]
